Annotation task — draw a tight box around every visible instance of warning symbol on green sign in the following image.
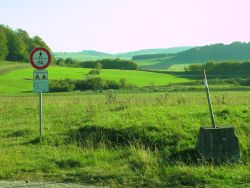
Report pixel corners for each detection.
[42,74,47,80]
[35,74,40,80]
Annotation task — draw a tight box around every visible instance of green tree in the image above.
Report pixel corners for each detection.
[56,58,65,66]
[0,25,53,62]
[95,62,102,70]
[16,29,34,54]
[0,28,8,60]
[32,36,56,65]
[95,62,102,74]
[32,36,49,49]
[4,27,27,61]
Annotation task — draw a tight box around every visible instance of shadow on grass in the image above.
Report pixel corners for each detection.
[5,129,33,138]
[168,147,241,165]
[142,69,250,80]
[66,125,181,150]
[54,159,82,169]
[25,137,41,144]
[24,134,67,146]
[61,173,125,187]
[168,148,202,164]
[164,170,207,187]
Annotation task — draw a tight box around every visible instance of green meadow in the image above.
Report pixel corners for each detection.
[167,64,189,71]
[134,59,189,71]
[0,61,249,187]
[0,61,189,94]
[134,60,161,66]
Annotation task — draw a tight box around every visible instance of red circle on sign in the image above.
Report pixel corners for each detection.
[30,47,51,69]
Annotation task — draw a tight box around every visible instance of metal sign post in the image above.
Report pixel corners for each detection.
[204,69,216,128]
[39,92,42,137]
[30,47,51,139]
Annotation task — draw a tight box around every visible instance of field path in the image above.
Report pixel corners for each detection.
[0,181,104,188]
[0,63,29,75]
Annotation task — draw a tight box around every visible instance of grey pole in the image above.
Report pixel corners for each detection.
[39,92,42,137]
[204,70,216,128]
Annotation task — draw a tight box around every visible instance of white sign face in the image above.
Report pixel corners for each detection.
[33,70,49,92]
[30,48,51,70]
[33,50,48,66]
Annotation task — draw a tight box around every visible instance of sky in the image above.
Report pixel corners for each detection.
[0,0,250,53]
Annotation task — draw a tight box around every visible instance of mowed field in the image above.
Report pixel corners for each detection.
[134,59,190,71]
[0,61,190,94]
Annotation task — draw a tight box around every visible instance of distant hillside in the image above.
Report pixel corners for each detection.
[54,50,113,61]
[132,53,175,61]
[116,47,192,58]
[53,47,192,61]
[143,42,250,69]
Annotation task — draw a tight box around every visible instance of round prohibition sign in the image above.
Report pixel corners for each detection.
[30,47,51,69]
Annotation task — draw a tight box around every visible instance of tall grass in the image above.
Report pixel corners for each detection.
[0,91,249,187]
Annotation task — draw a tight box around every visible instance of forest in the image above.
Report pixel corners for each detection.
[0,25,51,62]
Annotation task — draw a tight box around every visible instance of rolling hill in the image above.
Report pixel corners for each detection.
[53,47,192,61]
[141,42,250,69]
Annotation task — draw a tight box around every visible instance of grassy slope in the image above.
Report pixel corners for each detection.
[134,60,160,66]
[167,64,189,71]
[137,61,190,71]
[0,62,190,94]
[136,58,184,71]
[0,92,249,187]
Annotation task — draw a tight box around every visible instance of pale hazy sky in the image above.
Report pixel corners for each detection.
[0,0,249,53]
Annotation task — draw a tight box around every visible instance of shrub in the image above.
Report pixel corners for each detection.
[88,69,100,75]
[49,79,75,92]
[50,78,135,92]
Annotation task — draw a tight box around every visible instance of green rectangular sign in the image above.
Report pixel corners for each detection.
[33,80,49,92]
[33,70,49,93]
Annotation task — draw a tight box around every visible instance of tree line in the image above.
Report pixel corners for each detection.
[0,25,52,62]
[186,61,250,74]
[56,58,138,70]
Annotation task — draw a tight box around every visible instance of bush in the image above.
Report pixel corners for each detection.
[49,79,75,92]
[88,69,100,75]
[50,77,135,92]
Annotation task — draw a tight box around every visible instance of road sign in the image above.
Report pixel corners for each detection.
[33,70,49,92]
[30,47,51,139]
[30,47,51,69]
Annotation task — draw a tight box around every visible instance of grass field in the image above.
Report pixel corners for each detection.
[0,91,249,187]
[134,60,161,66]
[0,61,249,187]
[167,64,189,71]
[0,61,190,94]
[136,60,189,71]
